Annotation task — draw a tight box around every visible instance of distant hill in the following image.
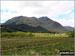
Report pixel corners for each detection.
[1,16,68,33]
[64,26,75,31]
[38,17,68,33]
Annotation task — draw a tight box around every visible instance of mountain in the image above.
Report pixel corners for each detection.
[64,26,75,31]
[3,16,39,27]
[1,24,51,33]
[2,16,68,33]
[1,16,51,33]
[38,17,68,33]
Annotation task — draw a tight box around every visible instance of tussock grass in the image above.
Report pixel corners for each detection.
[1,37,74,55]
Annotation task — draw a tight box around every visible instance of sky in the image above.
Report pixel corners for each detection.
[0,1,74,27]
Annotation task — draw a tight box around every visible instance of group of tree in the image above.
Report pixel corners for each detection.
[66,31,74,37]
[1,32,34,38]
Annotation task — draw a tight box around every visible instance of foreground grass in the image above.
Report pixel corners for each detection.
[1,37,74,55]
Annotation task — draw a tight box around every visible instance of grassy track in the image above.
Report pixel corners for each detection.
[1,37,74,55]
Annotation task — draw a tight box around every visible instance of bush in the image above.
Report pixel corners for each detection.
[66,31,74,37]
[13,32,26,37]
[1,32,12,38]
[1,32,34,38]
[26,32,34,37]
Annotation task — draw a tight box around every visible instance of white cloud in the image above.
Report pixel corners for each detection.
[1,1,74,27]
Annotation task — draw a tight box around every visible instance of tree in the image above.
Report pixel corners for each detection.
[66,31,74,37]
[26,32,34,37]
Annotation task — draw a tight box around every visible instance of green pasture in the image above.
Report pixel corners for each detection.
[1,32,74,55]
[1,32,68,38]
[1,37,74,55]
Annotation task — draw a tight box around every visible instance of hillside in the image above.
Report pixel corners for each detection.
[64,26,75,31]
[2,16,68,33]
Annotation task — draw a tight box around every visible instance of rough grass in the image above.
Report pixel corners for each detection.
[1,37,74,55]
[1,32,68,38]
[32,33,68,37]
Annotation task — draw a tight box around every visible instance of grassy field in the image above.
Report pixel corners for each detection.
[32,33,68,37]
[1,37,74,55]
[1,32,68,38]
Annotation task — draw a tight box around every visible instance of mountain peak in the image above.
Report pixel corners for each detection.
[17,16,25,18]
[39,16,51,21]
[39,16,49,19]
[16,16,28,19]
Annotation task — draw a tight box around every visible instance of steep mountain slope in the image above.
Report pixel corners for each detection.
[1,24,50,33]
[2,16,51,33]
[38,17,68,33]
[2,16,68,33]
[4,16,39,27]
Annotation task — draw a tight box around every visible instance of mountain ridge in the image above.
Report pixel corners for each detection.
[2,16,68,33]
[64,26,75,31]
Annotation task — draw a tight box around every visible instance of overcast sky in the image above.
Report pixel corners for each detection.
[0,1,74,27]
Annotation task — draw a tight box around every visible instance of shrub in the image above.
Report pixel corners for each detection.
[66,31,74,37]
[26,32,34,37]
[13,32,26,37]
[1,32,34,38]
[1,32,12,38]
